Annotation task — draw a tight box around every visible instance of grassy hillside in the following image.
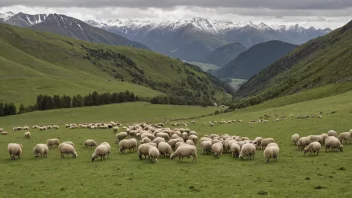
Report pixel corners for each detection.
[197,42,247,66]
[237,20,352,102]
[215,40,297,79]
[0,23,230,105]
[0,92,351,197]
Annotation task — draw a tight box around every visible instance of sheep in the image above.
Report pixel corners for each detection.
[267,143,279,148]
[325,136,343,152]
[46,138,60,148]
[239,143,256,160]
[113,127,119,134]
[253,137,263,150]
[148,147,160,162]
[84,139,97,149]
[8,143,23,160]
[338,132,351,144]
[23,126,29,130]
[24,131,31,139]
[156,132,169,141]
[200,140,212,155]
[33,144,49,158]
[175,142,186,150]
[157,142,172,158]
[230,143,241,158]
[53,125,59,129]
[291,134,300,145]
[116,132,128,143]
[304,142,321,155]
[264,145,280,163]
[188,135,198,144]
[211,142,223,157]
[152,137,165,146]
[321,133,329,144]
[141,137,151,144]
[119,139,137,153]
[186,139,195,146]
[309,135,323,144]
[58,143,78,158]
[170,144,197,163]
[297,137,311,150]
[0,128,3,132]
[1,131,8,135]
[327,130,337,137]
[92,142,111,161]
[138,143,155,159]
[260,138,274,149]
[181,132,188,141]
[62,141,75,147]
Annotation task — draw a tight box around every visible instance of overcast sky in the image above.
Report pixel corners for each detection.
[1,0,351,29]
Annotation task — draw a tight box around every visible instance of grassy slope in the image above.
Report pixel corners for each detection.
[0,23,228,104]
[0,92,351,197]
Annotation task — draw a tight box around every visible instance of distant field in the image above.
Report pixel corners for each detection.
[222,78,247,90]
[186,61,220,72]
[0,93,351,197]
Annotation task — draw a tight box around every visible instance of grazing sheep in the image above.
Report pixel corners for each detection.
[325,136,343,152]
[156,132,169,141]
[327,130,337,137]
[138,143,155,159]
[170,144,197,163]
[0,128,3,132]
[264,145,280,163]
[141,137,151,144]
[201,140,212,154]
[266,143,279,148]
[186,139,195,146]
[321,133,329,144]
[62,141,74,147]
[84,139,97,149]
[338,132,351,144]
[116,132,128,143]
[297,137,311,150]
[260,138,274,149]
[24,131,31,139]
[291,134,300,145]
[92,143,111,161]
[119,139,137,153]
[309,135,323,144]
[188,135,198,144]
[152,137,165,146]
[211,142,223,157]
[254,137,263,150]
[1,131,8,135]
[113,127,119,134]
[239,143,256,160]
[148,147,160,162]
[53,125,59,129]
[8,143,23,160]
[230,143,241,158]
[46,138,60,148]
[304,142,321,155]
[58,143,78,158]
[33,144,49,158]
[157,142,172,158]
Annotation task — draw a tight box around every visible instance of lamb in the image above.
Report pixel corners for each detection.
[253,137,263,150]
[211,142,223,157]
[157,142,172,158]
[325,136,343,152]
[116,132,128,143]
[327,130,337,137]
[84,139,97,149]
[201,140,212,154]
[62,141,74,147]
[230,142,241,158]
[264,145,280,163]
[239,143,256,160]
[170,144,197,163]
[148,147,160,162]
[33,144,49,158]
[304,142,321,155]
[297,137,311,150]
[291,134,300,145]
[119,138,137,153]
[260,138,274,149]
[8,143,23,160]
[91,142,111,161]
[24,131,31,139]
[46,138,60,148]
[338,132,351,144]
[58,143,78,158]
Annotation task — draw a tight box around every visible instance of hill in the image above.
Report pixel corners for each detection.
[30,14,149,50]
[215,41,297,79]
[235,20,352,107]
[0,23,230,105]
[197,42,247,66]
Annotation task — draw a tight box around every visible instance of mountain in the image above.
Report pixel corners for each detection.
[87,17,331,61]
[215,41,297,79]
[197,42,247,66]
[4,12,47,27]
[0,23,230,105]
[235,20,352,105]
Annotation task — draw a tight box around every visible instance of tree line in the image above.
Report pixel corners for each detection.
[150,95,213,107]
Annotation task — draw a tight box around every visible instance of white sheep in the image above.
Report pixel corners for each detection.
[152,137,165,146]
[170,144,197,163]
[141,137,152,144]
[84,139,97,149]
[338,132,351,144]
[148,147,160,162]
[309,135,323,144]
[254,137,263,150]
[200,140,212,154]
[291,134,300,145]
[8,143,23,160]
[113,126,119,134]
[211,142,223,157]
[24,131,31,139]
[186,139,195,146]
[92,142,111,161]
[1,131,8,135]
[260,138,274,149]
[264,145,279,163]
[62,141,74,147]
[46,138,60,148]
[58,143,77,158]
[327,130,337,137]
[230,142,241,158]
[119,139,137,153]
[116,132,128,143]
[157,142,172,158]
[138,143,155,159]
[239,143,256,160]
[297,137,311,150]
[33,144,49,158]
[304,142,321,155]
[0,128,3,132]
[325,136,343,152]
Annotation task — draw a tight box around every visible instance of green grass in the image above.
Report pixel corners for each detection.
[185,61,220,72]
[0,91,352,197]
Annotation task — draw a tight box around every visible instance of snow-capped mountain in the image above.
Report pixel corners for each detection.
[3,12,47,27]
[0,11,15,20]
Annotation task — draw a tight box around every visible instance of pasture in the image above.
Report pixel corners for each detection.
[0,93,352,197]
